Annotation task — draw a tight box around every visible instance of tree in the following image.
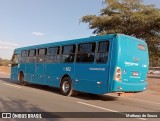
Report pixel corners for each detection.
[0,59,10,66]
[81,0,160,66]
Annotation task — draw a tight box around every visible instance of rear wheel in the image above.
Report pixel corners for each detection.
[60,77,76,96]
[19,73,27,86]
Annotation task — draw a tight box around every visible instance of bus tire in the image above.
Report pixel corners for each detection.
[19,73,27,86]
[60,77,75,96]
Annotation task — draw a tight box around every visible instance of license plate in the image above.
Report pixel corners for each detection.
[132,72,138,76]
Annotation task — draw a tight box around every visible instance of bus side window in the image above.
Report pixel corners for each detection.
[28,49,36,63]
[61,45,75,63]
[20,50,28,63]
[96,41,109,63]
[37,48,47,63]
[45,47,60,63]
[76,42,95,63]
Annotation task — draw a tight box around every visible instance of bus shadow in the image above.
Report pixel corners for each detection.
[0,77,117,101]
[27,84,61,95]
[74,93,117,101]
[0,77,62,95]
[0,77,19,84]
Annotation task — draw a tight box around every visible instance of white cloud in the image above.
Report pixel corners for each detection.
[0,46,13,49]
[0,41,18,49]
[0,41,18,46]
[32,32,45,36]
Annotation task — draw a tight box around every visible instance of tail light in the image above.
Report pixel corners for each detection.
[114,67,122,81]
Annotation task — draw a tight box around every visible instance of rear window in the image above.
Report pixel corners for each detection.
[138,44,145,51]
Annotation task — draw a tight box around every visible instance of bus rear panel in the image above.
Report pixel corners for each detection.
[111,35,149,93]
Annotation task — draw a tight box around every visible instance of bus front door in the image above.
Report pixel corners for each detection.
[11,54,19,80]
[34,58,45,85]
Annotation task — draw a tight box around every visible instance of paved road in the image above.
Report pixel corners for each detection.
[147,75,160,92]
[0,74,160,121]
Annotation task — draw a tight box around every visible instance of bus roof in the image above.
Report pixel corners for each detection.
[15,34,146,51]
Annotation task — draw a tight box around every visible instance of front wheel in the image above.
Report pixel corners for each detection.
[60,77,76,96]
[19,73,27,86]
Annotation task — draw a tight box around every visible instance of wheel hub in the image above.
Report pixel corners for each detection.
[62,81,70,93]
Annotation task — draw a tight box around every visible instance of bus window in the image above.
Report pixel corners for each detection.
[96,41,109,63]
[76,42,95,63]
[28,49,36,63]
[21,50,28,63]
[21,50,28,56]
[11,54,18,67]
[61,45,75,62]
[29,49,36,56]
[45,47,60,62]
[38,48,46,56]
[47,47,59,55]
[37,48,46,62]
[11,54,18,64]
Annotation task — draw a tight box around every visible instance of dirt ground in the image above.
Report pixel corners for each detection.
[0,66,159,92]
[0,66,10,75]
[147,75,160,92]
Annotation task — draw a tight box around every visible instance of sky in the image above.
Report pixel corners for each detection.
[0,0,160,59]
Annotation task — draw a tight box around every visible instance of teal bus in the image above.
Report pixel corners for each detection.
[10,34,149,96]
